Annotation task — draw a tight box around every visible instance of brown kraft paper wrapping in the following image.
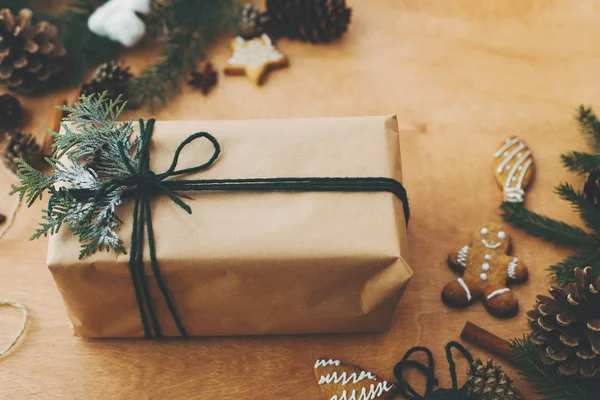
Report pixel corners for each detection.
[47,115,412,338]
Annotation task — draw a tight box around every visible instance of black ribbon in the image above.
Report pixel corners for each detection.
[79,119,411,338]
[394,341,474,400]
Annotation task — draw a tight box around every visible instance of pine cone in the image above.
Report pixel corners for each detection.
[0,94,23,131]
[238,3,270,39]
[527,267,600,378]
[465,359,520,400]
[0,8,67,93]
[2,131,42,173]
[80,60,133,102]
[266,0,352,43]
[583,169,600,208]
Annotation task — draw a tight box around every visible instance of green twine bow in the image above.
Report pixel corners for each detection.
[75,118,410,338]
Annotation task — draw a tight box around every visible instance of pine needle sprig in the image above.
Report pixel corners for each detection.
[502,105,600,286]
[561,151,600,175]
[508,336,600,400]
[500,202,594,248]
[555,182,600,233]
[10,93,138,259]
[576,105,600,152]
[548,248,600,284]
[129,0,240,110]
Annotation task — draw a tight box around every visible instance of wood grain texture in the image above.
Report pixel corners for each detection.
[0,0,595,398]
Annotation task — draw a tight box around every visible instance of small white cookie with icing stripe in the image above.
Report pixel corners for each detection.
[314,358,396,400]
[492,136,535,203]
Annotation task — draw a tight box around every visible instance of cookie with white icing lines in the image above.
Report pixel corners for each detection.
[314,359,396,400]
[493,136,535,203]
[441,223,528,318]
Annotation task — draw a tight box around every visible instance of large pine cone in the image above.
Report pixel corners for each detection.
[266,0,352,43]
[526,267,600,378]
[465,359,520,400]
[0,8,67,93]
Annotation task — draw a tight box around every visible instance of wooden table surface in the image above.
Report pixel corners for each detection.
[0,0,596,398]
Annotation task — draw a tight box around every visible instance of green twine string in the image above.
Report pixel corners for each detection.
[74,118,411,338]
[394,341,474,400]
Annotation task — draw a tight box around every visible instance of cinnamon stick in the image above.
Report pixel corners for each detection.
[42,99,68,157]
[460,321,513,360]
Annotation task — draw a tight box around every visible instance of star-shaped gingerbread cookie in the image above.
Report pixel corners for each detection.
[224,34,288,85]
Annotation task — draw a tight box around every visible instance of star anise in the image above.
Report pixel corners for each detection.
[188,63,218,95]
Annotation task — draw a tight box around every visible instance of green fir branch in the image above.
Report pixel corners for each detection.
[561,151,600,175]
[500,202,594,248]
[555,182,600,233]
[504,106,600,286]
[576,105,600,152]
[53,93,133,163]
[9,159,55,207]
[30,188,77,240]
[129,0,240,110]
[549,248,600,285]
[10,94,139,258]
[509,336,600,400]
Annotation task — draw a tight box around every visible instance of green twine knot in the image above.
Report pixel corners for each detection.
[107,119,224,339]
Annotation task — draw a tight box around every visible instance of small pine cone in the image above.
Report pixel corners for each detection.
[527,267,600,378]
[583,169,600,208]
[266,0,352,43]
[2,131,42,173]
[80,60,133,102]
[0,94,23,131]
[465,359,520,400]
[238,3,270,39]
[0,8,67,93]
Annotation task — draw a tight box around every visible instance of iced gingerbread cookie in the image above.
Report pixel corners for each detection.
[314,359,396,400]
[493,136,535,203]
[441,223,528,318]
[224,34,288,85]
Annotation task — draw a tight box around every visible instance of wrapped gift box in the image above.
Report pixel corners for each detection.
[47,115,412,338]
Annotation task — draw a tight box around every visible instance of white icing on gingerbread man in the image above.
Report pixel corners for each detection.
[442,223,528,318]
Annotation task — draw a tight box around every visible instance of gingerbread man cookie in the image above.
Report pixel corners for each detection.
[493,136,535,203]
[314,359,396,400]
[441,223,528,318]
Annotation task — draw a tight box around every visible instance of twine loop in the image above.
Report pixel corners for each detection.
[0,300,28,358]
[394,341,474,399]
